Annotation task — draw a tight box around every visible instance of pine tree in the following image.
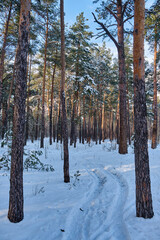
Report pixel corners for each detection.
[92,0,134,154]
[8,0,31,223]
[60,0,70,183]
[145,1,160,149]
[133,0,154,219]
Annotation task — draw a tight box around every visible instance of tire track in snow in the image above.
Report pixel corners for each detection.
[97,168,131,240]
[62,169,101,240]
[62,167,130,240]
[81,167,130,240]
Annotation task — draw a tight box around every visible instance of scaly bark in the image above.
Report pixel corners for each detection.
[60,0,70,183]
[49,63,56,145]
[25,55,31,144]
[134,0,154,218]
[117,0,127,154]
[151,32,157,149]
[8,0,31,223]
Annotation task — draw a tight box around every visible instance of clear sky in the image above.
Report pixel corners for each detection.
[64,0,98,36]
[64,0,155,62]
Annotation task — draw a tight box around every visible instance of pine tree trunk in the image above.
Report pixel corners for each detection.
[8,0,30,223]
[102,94,105,142]
[1,102,7,140]
[117,0,127,154]
[116,93,120,144]
[7,48,17,113]
[49,64,56,145]
[78,99,82,143]
[0,1,12,111]
[98,106,102,144]
[25,55,31,144]
[60,0,70,183]
[109,109,113,142]
[134,0,154,218]
[2,49,17,139]
[82,95,85,144]
[57,100,61,142]
[126,77,131,145]
[151,34,157,149]
[35,98,40,140]
[40,9,48,148]
[93,108,97,144]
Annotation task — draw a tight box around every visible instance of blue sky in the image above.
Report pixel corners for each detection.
[64,0,97,33]
[64,0,155,62]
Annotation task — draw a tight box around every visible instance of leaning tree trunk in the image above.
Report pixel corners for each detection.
[60,0,70,183]
[8,0,31,223]
[133,0,154,219]
[151,33,157,149]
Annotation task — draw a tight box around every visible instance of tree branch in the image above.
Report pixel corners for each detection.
[122,1,129,17]
[105,6,118,21]
[107,23,117,28]
[92,12,119,49]
[123,14,134,23]
[110,0,117,6]
[96,33,106,39]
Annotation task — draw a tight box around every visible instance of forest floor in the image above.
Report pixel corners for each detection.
[0,139,160,240]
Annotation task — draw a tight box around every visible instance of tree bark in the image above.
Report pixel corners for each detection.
[78,99,82,143]
[117,0,127,154]
[25,55,31,144]
[126,75,131,145]
[60,0,70,183]
[49,63,56,145]
[82,95,85,144]
[8,0,31,223]
[151,33,157,149]
[40,8,48,148]
[1,102,7,140]
[116,93,120,144]
[134,0,154,218]
[35,98,40,140]
[102,94,105,142]
[0,1,12,111]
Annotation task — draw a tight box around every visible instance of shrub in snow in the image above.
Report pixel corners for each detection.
[0,149,54,172]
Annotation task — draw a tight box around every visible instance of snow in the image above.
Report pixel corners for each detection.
[0,139,160,240]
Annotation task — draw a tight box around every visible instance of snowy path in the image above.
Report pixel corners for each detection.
[63,166,130,240]
[1,140,160,240]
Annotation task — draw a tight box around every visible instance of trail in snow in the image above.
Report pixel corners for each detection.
[62,166,130,240]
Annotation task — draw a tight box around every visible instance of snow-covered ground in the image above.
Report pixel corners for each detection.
[0,139,160,240]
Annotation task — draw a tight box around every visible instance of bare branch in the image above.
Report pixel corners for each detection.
[105,6,118,21]
[107,23,117,28]
[96,33,106,39]
[110,0,117,6]
[96,27,103,30]
[123,15,134,23]
[92,12,119,49]
[122,1,129,17]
